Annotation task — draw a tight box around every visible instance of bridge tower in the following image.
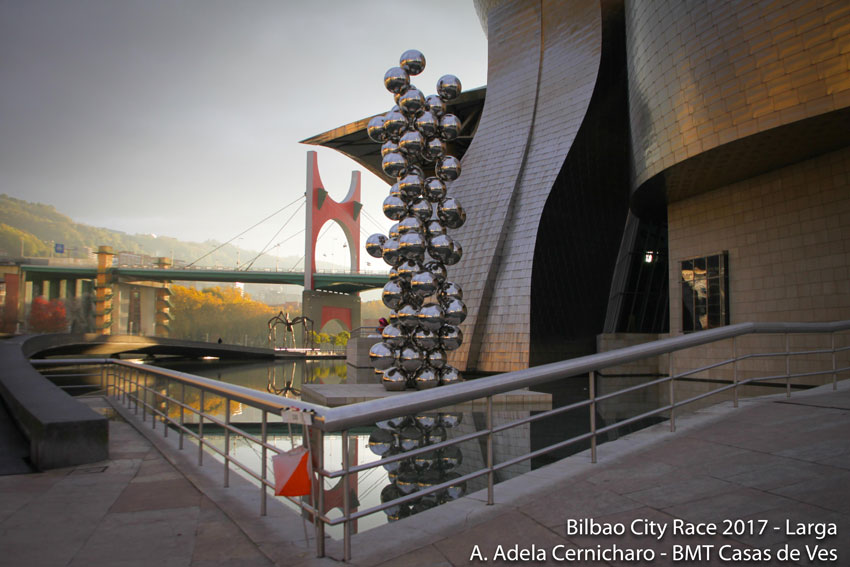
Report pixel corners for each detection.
[302,151,362,331]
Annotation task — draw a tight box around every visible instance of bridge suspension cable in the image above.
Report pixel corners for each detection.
[184,196,303,268]
[242,201,306,270]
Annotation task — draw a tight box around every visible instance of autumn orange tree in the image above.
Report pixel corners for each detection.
[169,285,278,347]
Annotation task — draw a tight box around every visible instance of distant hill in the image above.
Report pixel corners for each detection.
[0,193,321,270]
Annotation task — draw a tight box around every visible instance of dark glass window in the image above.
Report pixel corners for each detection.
[681,252,728,332]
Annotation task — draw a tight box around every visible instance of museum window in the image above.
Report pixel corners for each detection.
[681,252,729,333]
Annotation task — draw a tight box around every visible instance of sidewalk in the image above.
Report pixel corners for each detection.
[1,381,848,566]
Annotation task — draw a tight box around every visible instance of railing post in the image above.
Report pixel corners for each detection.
[342,429,351,562]
[669,352,676,432]
[179,382,185,450]
[315,429,326,558]
[589,371,597,464]
[785,333,791,398]
[733,337,739,408]
[832,332,837,390]
[486,395,494,505]
[198,390,205,466]
[132,369,139,414]
[224,397,231,487]
[261,411,267,516]
[142,372,147,423]
[163,379,169,438]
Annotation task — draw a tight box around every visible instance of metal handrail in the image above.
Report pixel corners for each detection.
[27,320,850,561]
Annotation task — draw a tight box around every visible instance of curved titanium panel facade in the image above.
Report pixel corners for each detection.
[627,0,850,212]
[450,1,611,372]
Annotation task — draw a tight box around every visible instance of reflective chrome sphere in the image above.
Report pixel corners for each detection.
[408,197,432,221]
[398,130,425,156]
[427,234,454,263]
[388,222,401,239]
[413,327,440,350]
[425,217,447,237]
[444,472,467,500]
[424,137,446,162]
[440,365,462,385]
[397,215,423,235]
[381,151,407,178]
[381,237,401,266]
[367,115,387,143]
[399,49,426,75]
[440,445,463,469]
[381,323,406,348]
[414,111,439,138]
[366,233,387,258]
[437,197,466,228]
[436,155,461,181]
[368,428,396,456]
[397,171,423,200]
[418,302,444,331]
[415,413,438,430]
[439,114,461,141]
[426,424,447,444]
[384,66,410,94]
[427,348,447,369]
[383,110,408,140]
[382,194,407,220]
[403,290,424,309]
[425,261,448,284]
[437,74,462,100]
[438,280,463,303]
[399,345,425,373]
[387,309,399,325]
[399,232,426,261]
[443,298,467,325]
[445,239,463,266]
[398,88,426,117]
[396,471,420,494]
[425,94,446,117]
[399,426,423,451]
[439,413,462,429]
[382,280,405,309]
[369,341,398,371]
[382,367,408,391]
[395,259,421,281]
[439,325,463,350]
[381,140,399,157]
[389,182,401,198]
[414,449,438,471]
[424,177,447,203]
[410,270,438,297]
[414,366,440,390]
[397,303,419,328]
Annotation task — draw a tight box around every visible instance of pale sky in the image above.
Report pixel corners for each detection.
[0,0,488,267]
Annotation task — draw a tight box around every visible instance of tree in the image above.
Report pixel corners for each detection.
[333,331,350,352]
[28,296,67,332]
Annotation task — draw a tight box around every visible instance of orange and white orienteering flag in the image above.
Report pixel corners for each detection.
[273,446,312,497]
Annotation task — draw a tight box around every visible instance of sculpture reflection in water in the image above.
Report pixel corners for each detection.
[365,49,469,391]
[368,412,466,521]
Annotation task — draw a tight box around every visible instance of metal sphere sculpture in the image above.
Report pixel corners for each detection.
[368,412,467,520]
[367,50,467,391]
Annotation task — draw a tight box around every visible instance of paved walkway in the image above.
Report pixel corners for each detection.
[1,382,848,566]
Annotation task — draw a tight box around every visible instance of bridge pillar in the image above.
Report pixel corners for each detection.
[154,257,172,337]
[302,290,360,333]
[94,246,114,335]
[304,151,362,291]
